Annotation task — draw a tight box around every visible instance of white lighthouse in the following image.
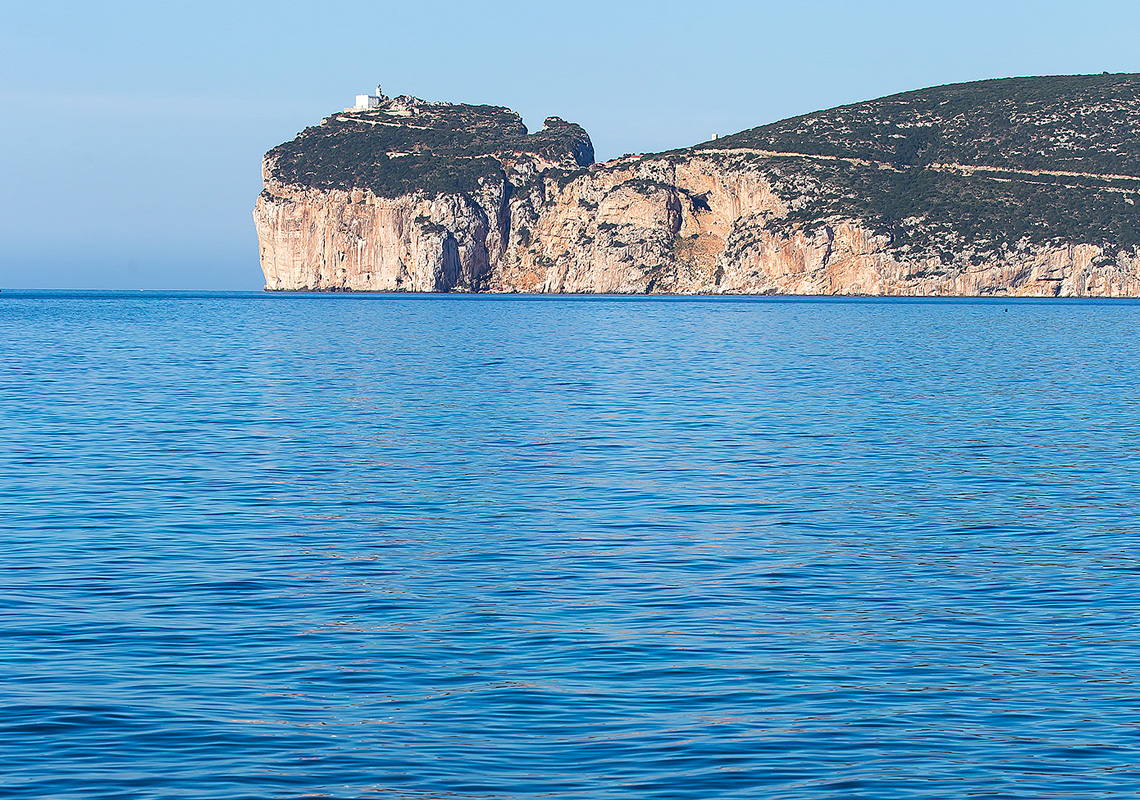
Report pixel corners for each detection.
[353,84,388,110]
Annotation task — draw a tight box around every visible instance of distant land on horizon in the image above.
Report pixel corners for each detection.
[254,74,1140,297]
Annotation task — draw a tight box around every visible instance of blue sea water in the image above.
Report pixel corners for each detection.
[1,291,1139,799]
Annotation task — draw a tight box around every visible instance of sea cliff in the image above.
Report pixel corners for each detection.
[255,77,1140,296]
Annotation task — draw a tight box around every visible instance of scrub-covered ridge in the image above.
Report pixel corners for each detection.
[702,74,1140,174]
[266,96,592,198]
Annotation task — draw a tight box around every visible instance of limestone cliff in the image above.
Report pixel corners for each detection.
[255,77,1140,296]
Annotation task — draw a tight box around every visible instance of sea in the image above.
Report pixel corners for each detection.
[2,291,1139,799]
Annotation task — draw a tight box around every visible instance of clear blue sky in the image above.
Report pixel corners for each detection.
[4,0,1139,289]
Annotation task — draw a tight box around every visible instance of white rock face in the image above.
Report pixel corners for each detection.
[256,150,1140,297]
[256,179,503,292]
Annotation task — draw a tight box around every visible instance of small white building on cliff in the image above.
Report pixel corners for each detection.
[354,85,386,110]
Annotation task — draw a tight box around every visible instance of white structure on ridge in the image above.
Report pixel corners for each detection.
[354,85,386,110]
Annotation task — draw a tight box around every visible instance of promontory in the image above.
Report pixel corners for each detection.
[254,75,1140,296]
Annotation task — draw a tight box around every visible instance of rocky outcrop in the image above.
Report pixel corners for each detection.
[255,79,1140,296]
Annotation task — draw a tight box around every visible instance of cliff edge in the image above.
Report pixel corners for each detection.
[255,76,1140,296]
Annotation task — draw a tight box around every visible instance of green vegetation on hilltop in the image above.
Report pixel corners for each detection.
[700,74,1140,175]
[268,99,593,198]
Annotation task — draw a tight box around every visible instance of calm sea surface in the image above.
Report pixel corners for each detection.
[2,292,1139,799]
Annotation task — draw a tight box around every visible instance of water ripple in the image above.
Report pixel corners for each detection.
[1,293,1139,798]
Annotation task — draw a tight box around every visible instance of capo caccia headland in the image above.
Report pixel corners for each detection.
[254,75,1140,296]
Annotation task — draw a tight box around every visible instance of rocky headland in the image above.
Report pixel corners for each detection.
[255,76,1140,296]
